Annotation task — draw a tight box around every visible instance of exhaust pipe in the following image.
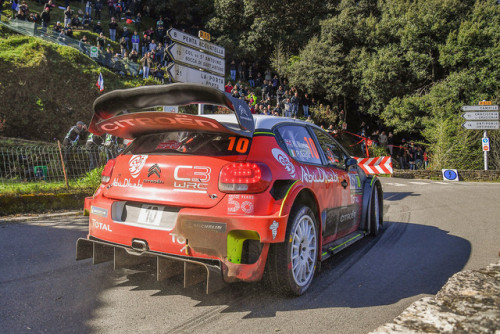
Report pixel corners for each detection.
[131,239,148,252]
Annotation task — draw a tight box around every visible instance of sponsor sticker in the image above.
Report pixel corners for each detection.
[185,221,227,233]
[91,218,112,232]
[300,166,339,184]
[129,155,148,178]
[272,148,296,178]
[156,141,181,150]
[228,194,255,215]
[269,221,279,240]
[90,206,108,218]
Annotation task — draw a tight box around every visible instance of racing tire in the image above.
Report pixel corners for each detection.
[369,186,383,236]
[266,205,318,296]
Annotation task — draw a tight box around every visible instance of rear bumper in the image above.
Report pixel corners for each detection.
[76,236,270,294]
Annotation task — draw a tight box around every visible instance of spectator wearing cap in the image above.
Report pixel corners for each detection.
[93,21,103,34]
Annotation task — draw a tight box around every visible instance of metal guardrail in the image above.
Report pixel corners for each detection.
[0,145,114,183]
[0,19,140,76]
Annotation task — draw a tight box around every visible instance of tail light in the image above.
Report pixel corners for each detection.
[101,159,116,184]
[219,162,272,193]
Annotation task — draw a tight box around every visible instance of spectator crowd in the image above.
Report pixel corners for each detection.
[5,0,429,169]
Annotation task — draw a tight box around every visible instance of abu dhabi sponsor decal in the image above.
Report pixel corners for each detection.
[272,148,296,178]
[112,178,143,188]
[90,206,108,218]
[129,155,148,178]
[300,166,339,184]
[227,194,255,215]
[173,165,211,193]
[92,218,112,232]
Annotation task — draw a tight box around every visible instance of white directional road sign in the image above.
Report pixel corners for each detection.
[462,121,499,130]
[167,44,225,76]
[167,28,225,58]
[167,63,224,91]
[461,105,499,111]
[461,111,499,120]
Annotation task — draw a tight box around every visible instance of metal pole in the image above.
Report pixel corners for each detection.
[198,104,204,115]
[57,140,70,190]
[484,130,488,171]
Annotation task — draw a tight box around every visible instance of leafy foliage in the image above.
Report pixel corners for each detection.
[284,0,499,169]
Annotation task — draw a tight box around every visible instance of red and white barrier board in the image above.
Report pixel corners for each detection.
[354,156,393,175]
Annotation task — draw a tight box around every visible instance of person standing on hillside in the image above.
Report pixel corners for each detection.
[63,121,87,164]
[302,93,311,118]
[64,6,73,28]
[290,92,299,117]
[94,0,102,20]
[109,16,118,41]
[40,6,50,33]
[131,30,140,53]
[86,133,103,171]
[141,52,152,79]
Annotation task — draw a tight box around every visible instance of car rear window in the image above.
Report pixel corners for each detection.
[123,131,251,156]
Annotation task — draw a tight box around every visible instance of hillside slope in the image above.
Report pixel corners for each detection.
[0,28,144,142]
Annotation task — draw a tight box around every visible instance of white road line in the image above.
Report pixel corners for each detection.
[385,183,406,187]
[409,181,430,185]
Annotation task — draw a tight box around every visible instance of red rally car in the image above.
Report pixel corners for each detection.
[77,83,383,296]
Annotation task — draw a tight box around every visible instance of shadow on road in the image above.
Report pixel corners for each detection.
[107,220,470,319]
[384,192,420,201]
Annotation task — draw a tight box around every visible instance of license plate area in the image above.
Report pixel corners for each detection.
[111,201,179,231]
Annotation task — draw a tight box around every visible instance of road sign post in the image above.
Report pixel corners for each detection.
[167,63,225,91]
[461,103,499,171]
[166,28,226,115]
[166,44,225,76]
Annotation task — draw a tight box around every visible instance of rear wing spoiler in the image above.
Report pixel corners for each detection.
[89,83,254,138]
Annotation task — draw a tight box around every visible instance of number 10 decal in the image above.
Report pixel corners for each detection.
[304,137,319,159]
[228,136,250,153]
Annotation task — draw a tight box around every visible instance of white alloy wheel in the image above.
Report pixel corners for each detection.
[290,214,317,287]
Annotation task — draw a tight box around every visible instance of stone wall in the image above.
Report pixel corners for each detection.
[392,170,500,182]
[370,261,500,334]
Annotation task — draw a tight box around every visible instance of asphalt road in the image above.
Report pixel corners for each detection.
[1,178,499,333]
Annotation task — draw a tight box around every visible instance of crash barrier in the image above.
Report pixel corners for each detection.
[0,19,140,76]
[0,145,113,183]
[355,156,393,175]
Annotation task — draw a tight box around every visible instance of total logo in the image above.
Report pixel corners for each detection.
[129,155,148,178]
[92,218,112,232]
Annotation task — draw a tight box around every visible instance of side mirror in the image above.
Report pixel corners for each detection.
[345,158,358,169]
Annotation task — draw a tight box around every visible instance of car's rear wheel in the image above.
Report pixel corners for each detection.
[369,186,383,236]
[266,205,318,296]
